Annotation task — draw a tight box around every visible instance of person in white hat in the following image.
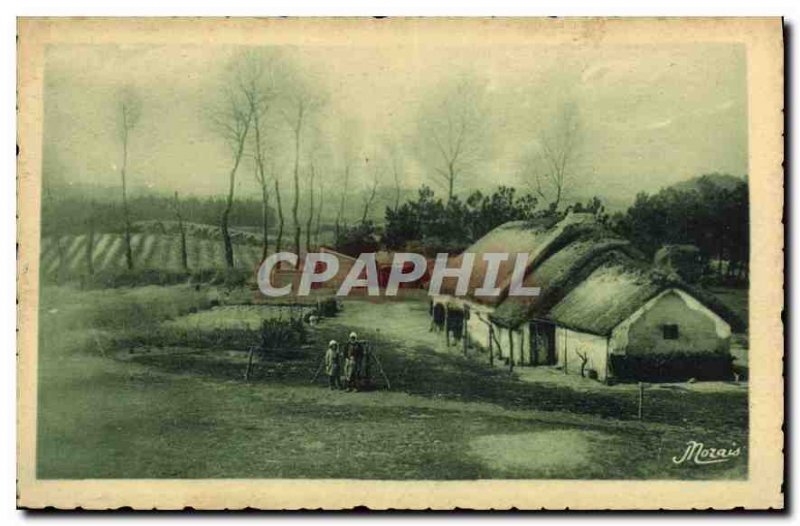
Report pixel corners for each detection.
[324,340,342,390]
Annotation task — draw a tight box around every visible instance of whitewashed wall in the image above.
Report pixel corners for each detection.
[555,327,609,381]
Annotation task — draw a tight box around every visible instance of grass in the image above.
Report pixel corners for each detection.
[36,286,748,480]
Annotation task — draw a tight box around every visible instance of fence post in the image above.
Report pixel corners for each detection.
[244,346,256,382]
[462,313,468,356]
[508,330,514,373]
[444,304,450,347]
[637,382,644,420]
[488,325,494,366]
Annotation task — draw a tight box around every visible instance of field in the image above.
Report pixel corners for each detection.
[40,233,265,278]
[36,284,748,480]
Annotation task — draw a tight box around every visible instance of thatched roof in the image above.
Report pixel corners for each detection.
[469,216,745,334]
[491,248,745,335]
[539,257,664,335]
[489,238,640,328]
[438,213,602,305]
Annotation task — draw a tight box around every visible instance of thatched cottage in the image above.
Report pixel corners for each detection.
[430,213,744,382]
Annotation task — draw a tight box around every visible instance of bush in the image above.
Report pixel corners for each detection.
[72,267,254,290]
[610,352,734,382]
[207,268,252,289]
[314,297,339,318]
[81,268,192,289]
[258,318,307,359]
[119,325,259,350]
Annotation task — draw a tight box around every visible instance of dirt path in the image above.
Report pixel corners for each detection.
[329,299,451,351]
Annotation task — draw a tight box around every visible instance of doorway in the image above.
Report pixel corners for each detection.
[530,320,556,365]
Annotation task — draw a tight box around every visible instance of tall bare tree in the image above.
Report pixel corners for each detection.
[85,199,96,276]
[334,159,351,242]
[417,77,487,202]
[282,92,320,262]
[171,191,189,271]
[390,148,403,212]
[273,166,285,255]
[333,119,359,243]
[305,162,316,254]
[361,157,381,224]
[210,84,253,268]
[117,86,141,270]
[313,176,324,246]
[240,51,279,261]
[523,102,580,211]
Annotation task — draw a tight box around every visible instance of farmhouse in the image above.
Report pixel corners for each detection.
[430,213,743,382]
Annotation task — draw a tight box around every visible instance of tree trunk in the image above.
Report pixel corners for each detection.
[291,112,303,265]
[221,122,250,269]
[314,181,323,246]
[251,102,270,263]
[120,135,134,271]
[85,212,95,276]
[305,164,315,254]
[260,180,270,262]
[173,191,189,272]
[447,163,455,203]
[221,199,235,269]
[274,176,284,255]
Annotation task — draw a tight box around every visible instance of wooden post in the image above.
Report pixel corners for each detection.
[637,382,644,420]
[508,330,514,373]
[488,325,494,366]
[462,312,468,356]
[244,346,256,382]
[444,304,450,347]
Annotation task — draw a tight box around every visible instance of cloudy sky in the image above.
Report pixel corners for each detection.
[42,41,747,208]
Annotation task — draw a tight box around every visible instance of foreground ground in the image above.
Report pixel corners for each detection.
[36,285,748,480]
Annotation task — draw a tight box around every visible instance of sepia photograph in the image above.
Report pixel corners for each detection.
[16,17,784,510]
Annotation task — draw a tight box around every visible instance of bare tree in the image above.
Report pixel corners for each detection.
[390,149,402,212]
[273,166,285,255]
[240,51,279,261]
[305,162,316,254]
[313,175,324,246]
[417,77,487,202]
[171,191,189,272]
[334,159,351,242]
[361,157,381,224]
[282,90,320,263]
[523,102,580,211]
[333,119,359,242]
[278,66,324,262]
[210,84,253,268]
[85,199,96,275]
[117,86,141,270]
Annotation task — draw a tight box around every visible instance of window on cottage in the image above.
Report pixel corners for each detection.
[662,324,679,340]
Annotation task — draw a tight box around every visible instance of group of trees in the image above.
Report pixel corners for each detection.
[85,49,329,273]
[610,174,749,283]
[210,50,325,268]
[380,185,539,253]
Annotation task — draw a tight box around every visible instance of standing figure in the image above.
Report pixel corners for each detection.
[324,340,342,390]
[344,331,363,391]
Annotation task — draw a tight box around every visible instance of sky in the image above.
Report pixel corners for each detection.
[41,41,747,210]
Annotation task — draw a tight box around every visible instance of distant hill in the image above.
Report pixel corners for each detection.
[40,233,266,279]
